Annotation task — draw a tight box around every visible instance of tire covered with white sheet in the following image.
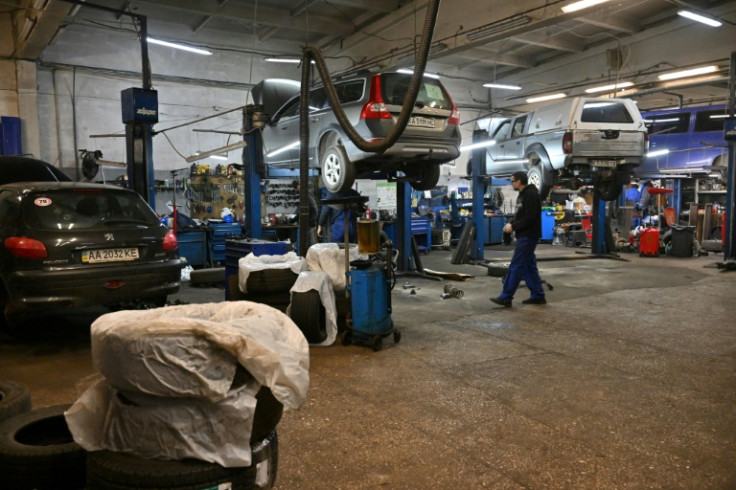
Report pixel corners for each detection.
[86,430,278,490]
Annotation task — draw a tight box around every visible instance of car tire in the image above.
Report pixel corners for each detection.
[86,431,278,490]
[320,145,355,193]
[0,404,86,490]
[410,164,441,191]
[0,381,32,423]
[246,269,298,294]
[526,156,553,201]
[251,387,283,445]
[190,267,226,285]
[486,262,511,277]
[289,290,327,343]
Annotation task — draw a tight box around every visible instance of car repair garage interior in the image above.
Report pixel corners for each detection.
[1,0,736,488]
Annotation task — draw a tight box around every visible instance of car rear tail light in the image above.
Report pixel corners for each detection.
[449,104,460,125]
[360,75,391,120]
[162,230,178,251]
[4,237,48,259]
[104,280,124,289]
[563,131,573,154]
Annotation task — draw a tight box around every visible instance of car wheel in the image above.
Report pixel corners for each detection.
[0,404,86,490]
[289,290,327,344]
[409,164,441,191]
[526,159,553,201]
[86,431,278,490]
[320,145,355,193]
[0,381,32,423]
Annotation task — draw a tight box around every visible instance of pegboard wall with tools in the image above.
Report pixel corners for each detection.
[186,173,245,220]
[263,179,301,216]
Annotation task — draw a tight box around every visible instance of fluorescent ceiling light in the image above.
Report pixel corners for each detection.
[584,81,633,93]
[185,141,246,163]
[147,37,212,56]
[647,149,670,158]
[658,65,718,81]
[397,68,440,79]
[265,58,300,63]
[644,118,680,123]
[210,155,228,161]
[710,114,728,119]
[561,0,611,13]
[466,16,531,41]
[483,83,522,90]
[460,140,497,152]
[526,93,567,103]
[677,10,722,27]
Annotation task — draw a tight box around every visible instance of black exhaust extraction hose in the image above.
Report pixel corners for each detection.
[296,0,442,255]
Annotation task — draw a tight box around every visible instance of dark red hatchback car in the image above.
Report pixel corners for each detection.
[0,182,181,330]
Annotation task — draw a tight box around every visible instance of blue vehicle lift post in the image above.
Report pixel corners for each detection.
[722,50,736,267]
[243,106,263,240]
[471,129,488,261]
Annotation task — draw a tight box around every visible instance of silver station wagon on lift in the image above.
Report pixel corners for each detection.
[257,72,462,192]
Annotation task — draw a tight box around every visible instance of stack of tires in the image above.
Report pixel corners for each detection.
[236,252,305,312]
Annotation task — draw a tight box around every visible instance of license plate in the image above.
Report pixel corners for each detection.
[590,160,620,168]
[408,116,435,128]
[82,248,139,263]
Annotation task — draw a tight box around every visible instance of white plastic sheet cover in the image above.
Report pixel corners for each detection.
[238,251,305,294]
[305,243,365,292]
[287,271,337,347]
[66,379,259,467]
[95,332,238,401]
[89,301,309,409]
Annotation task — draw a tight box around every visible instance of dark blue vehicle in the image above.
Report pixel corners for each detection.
[636,105,730,177]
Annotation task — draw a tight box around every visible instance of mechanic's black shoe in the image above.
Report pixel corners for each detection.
[490,297,512,308]
[522,297,547,305]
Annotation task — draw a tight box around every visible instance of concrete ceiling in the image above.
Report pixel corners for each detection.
[5,0,736,117]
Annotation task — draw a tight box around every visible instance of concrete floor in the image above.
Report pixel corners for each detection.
[1,244,735,489]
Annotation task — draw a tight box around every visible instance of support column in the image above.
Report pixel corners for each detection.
[243,106,263,239]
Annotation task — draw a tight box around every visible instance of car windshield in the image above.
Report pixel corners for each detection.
[580,101,634,123]
[380,73,452,109]
[22,188,160,230]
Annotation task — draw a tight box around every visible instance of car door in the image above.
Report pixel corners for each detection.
[505,115,528,161]
[261,97,301,166]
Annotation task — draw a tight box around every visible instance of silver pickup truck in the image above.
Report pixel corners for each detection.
[477,97,648,200]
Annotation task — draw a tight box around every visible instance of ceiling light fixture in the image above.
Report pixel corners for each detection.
[185,141,246,163]
[147,37,212,56]
[210,155,228,161]
[466,16,531,41]
[646,149,670,158]
[265,57,315,64]
[658,65,719,81]
[460,140,497,152]
[483,83,522,90]
[677,10,722,27]
[526,93,567,104]
[561,0,611,13]
[584,81,633,93]
[397,68,440,79]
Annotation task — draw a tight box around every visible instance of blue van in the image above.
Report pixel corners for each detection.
[636,105,730,177]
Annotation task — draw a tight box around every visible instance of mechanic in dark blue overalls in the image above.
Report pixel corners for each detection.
[490,171,546,307]
[317,188,360,243]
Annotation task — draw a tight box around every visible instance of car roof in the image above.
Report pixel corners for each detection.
[0,181,136,195]
[0,156,72,185]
